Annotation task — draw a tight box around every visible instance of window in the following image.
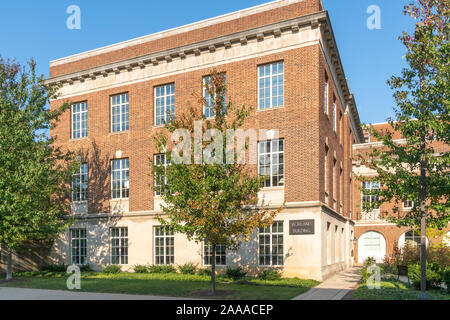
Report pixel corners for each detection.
[71,229,87,265]
[110,227,128,265]
[111,159,129,199]
[258,61,284,110]
[111,93,129,132]
[333,103,337,132]
[362,181,380,209]
[324,146,329,200]
[259,221,284,266]
[155,84,175,126]
[327,222,332,264]
[405,230,421,247]
[72,163,88,202]
[258,139,284,188]
[203,74,226,118]
[363,231,382,254]
[403,199,414,210]
[71,102,87,139]
[154,226,174,264]
[324,81,329,115]
[333,158,337,207]
[154,154,170,196]
[204,243,226,266]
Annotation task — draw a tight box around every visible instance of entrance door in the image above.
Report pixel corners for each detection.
[358,231,386,263]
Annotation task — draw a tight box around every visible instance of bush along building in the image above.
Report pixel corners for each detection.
[45,0,369,281]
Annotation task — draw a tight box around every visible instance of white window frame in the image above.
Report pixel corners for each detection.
[72,163,88,202]
[258,221,284,266]
[71,229,87,265]
[403,200,414,210]
[258,61,284,110]
[111,93,129,133]
[203,74,226,118]
[110,227,128,265]
[333,103,337,132]
[154,154,170,196]
[258,139,285,188]
[324,82,329,115]
[154,83,175,126]
[111,159,129,199]
[203,243,226,266]
[154,226,174,265]
[71,102,87,139]
[361,180,380,210]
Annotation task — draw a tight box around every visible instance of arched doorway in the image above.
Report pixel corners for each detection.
[398,230,428,248]
[358,231,386,263]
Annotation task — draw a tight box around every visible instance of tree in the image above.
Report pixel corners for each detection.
[0,57,77,280]
[358,0,449,299]
[152,70,283,295]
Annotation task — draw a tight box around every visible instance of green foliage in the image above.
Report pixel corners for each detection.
[408,262,443,289]
[133,265,149,273]
[177,262,198,275]
[78,264,92,272]
[148,265,177,274]
[102,265,122,274]
[225,266,247,280]
[196,268,212,276]
[0,57,78,279]
[360,257,378,284]
[38,263,68,272]
[258,269,282,281]
[443,267,450,293]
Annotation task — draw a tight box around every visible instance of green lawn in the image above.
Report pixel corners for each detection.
[351,279,449,300]
[0,272,319,300]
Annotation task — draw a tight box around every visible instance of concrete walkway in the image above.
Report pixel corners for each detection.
[0,287,197,300]
[292,267,361,300]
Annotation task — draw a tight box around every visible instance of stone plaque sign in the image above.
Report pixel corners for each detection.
[289,220,315,235]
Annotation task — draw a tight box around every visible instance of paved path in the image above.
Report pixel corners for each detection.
[0,287,196,300]
[292,267,361,300]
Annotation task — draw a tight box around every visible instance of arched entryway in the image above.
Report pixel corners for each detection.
[398,230,428,248]
[358,231,386,263]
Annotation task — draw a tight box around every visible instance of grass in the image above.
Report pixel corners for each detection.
[0,272,319,300]
[351,279,450,300]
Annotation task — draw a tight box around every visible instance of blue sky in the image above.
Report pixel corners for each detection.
[0,0,414,124]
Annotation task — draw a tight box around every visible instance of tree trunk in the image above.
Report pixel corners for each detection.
[6,249,12,281]
[211,244,216,296]
[418,137,429,300]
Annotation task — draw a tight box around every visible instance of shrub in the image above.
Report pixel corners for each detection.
[258,269,282,281]
[408,262,443,289]
[79,264,92,272]
[148,265,177,274]
[443,267,450,293]
[38,263,67,272]
[178,262,197,275]
[133,265,149,273]
[102,265,122,274]
[225,267,247,280]
[363,257,376,267]
[197,268,212,276]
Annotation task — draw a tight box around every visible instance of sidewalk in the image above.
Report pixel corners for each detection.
[292,267,361,300]
[0,287,197,300]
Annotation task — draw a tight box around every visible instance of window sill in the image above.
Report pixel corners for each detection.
[109,131,129,136]
[111,198,130,201]
[72,201,88,204]
[256,106,285,112]
[261,186,285,191]
[69,137,89,142]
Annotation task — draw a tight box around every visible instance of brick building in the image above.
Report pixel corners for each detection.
[44,0,446,281]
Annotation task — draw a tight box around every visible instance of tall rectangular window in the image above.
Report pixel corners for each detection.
[72,163,88,202]
[333,103,337,132]
[71,229,87,265]
[204,243,226,266]
[111,159,129,199]
[258,61,284,110]
[154,154,170,196]
[203,74,226,118]
[259,221,284,266]
[258,139,284,188]
[324,146,329,198]
[110,227,128,265]
[111,93,129,132]
[155,84,175,126]
[403,199,414,210]
[333,158,337,206]
[154,226,174,265]
[71,102,87,139]
[324,82,329,115]
[362,181,380,209]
